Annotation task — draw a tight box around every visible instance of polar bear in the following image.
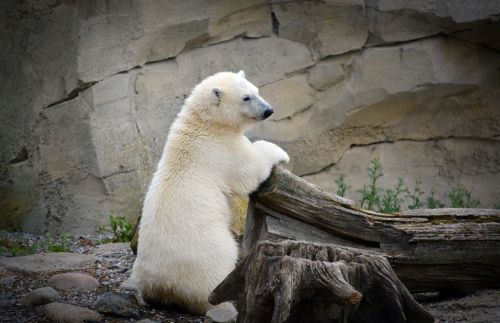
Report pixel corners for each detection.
[129,71,289,314]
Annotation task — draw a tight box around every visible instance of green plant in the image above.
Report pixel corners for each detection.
[358,158,383,211]
[407,177,424,210]
[97,225,109,234]
[448,184,480,208]
[0,237,39,256]
[380,178,406,213]
[426,187,445,209]
[335,175,349,197]
[46,233,72,253]
[110,215,134,242]
[493,203,500,210]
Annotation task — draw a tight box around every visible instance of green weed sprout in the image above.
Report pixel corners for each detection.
[448,185,480,208]
[335,175,349,197]
[358,158,382,211]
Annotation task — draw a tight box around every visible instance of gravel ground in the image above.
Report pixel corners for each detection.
[0,231,203,322]
[420,290,500,323]
[1,230,499,322]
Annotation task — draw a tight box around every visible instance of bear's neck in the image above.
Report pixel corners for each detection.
[179,109,244,136]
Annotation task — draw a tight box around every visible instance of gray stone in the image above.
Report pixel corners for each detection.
[366,0,500,46]
[0,275,16,288]
[77,0,272,82]
[96,292,140,318]
[48,272,99,291]
[91,242,130,257]
[174,36,314,87]
[272,0,368,59]
[206,307,238,323]
[0,253,97,274]
[22,287,59,307]
[260,75,315,121]
[44,302,101,323]
[307,54,354,91]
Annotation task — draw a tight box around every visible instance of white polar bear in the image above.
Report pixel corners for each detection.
[129,71,289,314]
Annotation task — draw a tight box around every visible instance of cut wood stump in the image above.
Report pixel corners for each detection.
[210,240,434,323]
[242,165,500,294]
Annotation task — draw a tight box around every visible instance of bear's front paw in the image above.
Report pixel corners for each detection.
[277,149,290,164]
[254,140,290,165]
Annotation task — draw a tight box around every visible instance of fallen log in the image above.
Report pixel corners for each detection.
[210,240,434,323]
[242,165,500,293]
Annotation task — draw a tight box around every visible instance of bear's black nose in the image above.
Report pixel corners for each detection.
[262,109,274,120]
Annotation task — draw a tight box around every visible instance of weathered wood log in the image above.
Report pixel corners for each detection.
[210,240,434,323]
[242,165,500,293]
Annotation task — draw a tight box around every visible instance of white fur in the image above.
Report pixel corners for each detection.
[130,71,289,314]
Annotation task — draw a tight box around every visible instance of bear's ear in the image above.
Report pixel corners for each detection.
[212,88,223,106]
[237,70,246,78]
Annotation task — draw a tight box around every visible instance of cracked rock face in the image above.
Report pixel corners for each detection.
[0,0,499,233]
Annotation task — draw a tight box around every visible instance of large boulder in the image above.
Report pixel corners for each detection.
[1,0,499,233]
[366,0,500,49]
[271,0,368,59]
[77,0,272,82]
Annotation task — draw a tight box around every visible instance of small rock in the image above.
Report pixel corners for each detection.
[96,291,140,318]
[0,253,97,274]
[1,293,18,307]
[48,272,99,291]
[23,287,59,307]
[0,275,16,288]
[92,242,130,257]
[44,302,101,323]
[136,320,157,323]
[205,307,238,323]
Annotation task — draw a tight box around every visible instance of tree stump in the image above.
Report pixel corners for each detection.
[210,240,434,323]
[243,165,500,293]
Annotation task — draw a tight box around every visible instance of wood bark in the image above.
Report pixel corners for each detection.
[242,165,500,293]
[210,240,434,323]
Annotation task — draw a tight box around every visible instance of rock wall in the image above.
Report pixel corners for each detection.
[1,0,499,233]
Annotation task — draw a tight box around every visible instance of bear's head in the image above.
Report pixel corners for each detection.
[185,71,274,131]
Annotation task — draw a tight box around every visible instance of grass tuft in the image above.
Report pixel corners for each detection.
[358,158,383,211]
[380,178,406,213]
[448,185,480,208]
[426,187,445,209]
[109,215,134,242]
[334,175,349,197]
[407,177,424,210]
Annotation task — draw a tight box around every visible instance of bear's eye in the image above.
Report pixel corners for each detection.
[242,95,251,102]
